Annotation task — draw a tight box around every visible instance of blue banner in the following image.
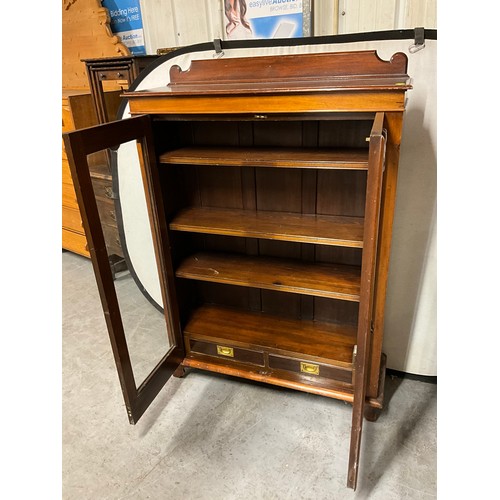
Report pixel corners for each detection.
[101,0,146,55]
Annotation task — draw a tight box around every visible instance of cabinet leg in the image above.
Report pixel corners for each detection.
[364,406,381,422]
[173,364,186,378]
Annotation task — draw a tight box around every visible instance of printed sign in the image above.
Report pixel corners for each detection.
[223,0,304,40]
[101,0,146,55]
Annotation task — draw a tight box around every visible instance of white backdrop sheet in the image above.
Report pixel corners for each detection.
[115,37,437,376]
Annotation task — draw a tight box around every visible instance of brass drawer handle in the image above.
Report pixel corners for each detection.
[217,345,234,357]
[109,210,117,222]
[300,362,319,376]
[104,186,114,198]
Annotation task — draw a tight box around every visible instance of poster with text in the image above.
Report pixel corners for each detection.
[224,0,305,40]
[102,0,146,55]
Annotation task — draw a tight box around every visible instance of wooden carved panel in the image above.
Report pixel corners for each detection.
[62,0,130,89]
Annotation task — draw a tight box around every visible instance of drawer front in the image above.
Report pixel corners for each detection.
[268,354,352,384]
[95,196,119,228]
[62,206,84,233]
[62,229,89,257]
[62,157,73,185]
[189,338,265,367]
[62,104,74,132]
[62,182,79,209]
[96,68,132,82]
[102,223,123,257]
[92,176,116,201]
[88,151,111,176]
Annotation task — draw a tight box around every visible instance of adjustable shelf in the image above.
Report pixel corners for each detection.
[176,252,361,301]
[160,146,369,170]
[170,207,364,248]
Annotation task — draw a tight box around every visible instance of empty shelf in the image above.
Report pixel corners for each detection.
[184,304,357,367]
[176,252,361,302]
[170,207,364,248]
[160,146,369,170]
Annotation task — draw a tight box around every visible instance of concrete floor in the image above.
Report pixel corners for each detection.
[62,251,436,499]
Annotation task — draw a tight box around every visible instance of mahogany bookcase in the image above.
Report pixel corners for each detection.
[63,50,411,489]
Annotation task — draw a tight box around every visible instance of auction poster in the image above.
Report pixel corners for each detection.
[101,0,146,55]
[224,0,309,40]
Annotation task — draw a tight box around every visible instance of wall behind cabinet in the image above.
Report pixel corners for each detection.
[140,0,221,53]
[139,0,436,54]
[338,0,436,34]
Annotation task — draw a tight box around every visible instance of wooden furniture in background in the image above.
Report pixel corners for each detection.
[83,55,160,123]
[62,90,123,261]
[63,50,411,490]
[62,0,131,258]
[62,90,95,257]
[62,0,129,90]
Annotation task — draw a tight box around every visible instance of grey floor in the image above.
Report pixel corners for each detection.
[62,251,436,499]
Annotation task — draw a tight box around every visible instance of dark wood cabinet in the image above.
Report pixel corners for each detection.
[82,55,159,123]
[63,50,411,490]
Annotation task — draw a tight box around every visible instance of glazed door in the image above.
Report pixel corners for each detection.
[63,115,185,424]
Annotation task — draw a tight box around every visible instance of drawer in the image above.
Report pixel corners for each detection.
[62,152,110,176]
[102,223,123,257]
[188,338,265,367]
[62,228,89,257]
[94,195,119,228]
[92,176,116,201]
[62,206,84,233]
[62,182,79,209]
[268,354,352,384]
[97,201,119,228]
[62,104,74,132]
[88,151,112,176]
[96,68,132,82]
[62,157,73,185]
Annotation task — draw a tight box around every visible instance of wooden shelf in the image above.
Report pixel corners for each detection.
[160,146,369,170]
[170,207,364,248]
[184,304,356,367]
[176,252,361,302]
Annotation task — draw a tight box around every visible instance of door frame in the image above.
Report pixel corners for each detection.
[63,115,185,424]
